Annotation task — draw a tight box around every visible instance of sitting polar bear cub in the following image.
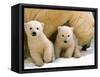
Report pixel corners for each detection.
[24,20,55,66]
[55,26,80,58]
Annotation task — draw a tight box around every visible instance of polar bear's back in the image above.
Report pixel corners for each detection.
[68,11,94,46]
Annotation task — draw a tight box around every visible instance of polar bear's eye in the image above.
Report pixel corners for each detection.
[30,27,32,30]
[37,27,39,30]
[62,35,64,37]
[68,35,70,37]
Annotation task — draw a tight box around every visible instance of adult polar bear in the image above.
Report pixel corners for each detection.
[24,8,94,58]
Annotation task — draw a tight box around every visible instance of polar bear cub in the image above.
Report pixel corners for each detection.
[54,26,80,59]
[24,20,55,66]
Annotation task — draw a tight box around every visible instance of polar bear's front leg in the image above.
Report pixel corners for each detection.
[64,47,74,58]
[43,46,54,63]
[30,53,44,66]
[54,45,62,59]
[73,46,80,58]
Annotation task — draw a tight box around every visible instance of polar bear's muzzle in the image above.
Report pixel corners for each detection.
[32,32,36,36]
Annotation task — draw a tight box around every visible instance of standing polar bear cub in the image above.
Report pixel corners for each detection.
[24,20,54,66]
[55,26,80,58]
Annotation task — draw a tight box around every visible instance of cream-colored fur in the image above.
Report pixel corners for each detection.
[55,26,80,58]
[24,9,94,58]
[24,20,55,66]
[24,9,94,46]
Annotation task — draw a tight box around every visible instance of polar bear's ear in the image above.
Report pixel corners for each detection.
[70,27,74,31]
[24,22,28,32]
[58,26,61,30]
[41,22,44,28]
[24,23,27,26]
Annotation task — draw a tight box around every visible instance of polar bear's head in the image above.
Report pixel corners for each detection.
[24,20,44,37]
[57,26,74,43]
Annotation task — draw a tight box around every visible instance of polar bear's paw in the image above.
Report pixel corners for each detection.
[34,61,44,67]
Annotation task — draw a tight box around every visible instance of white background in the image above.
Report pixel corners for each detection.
[0,0,99,77]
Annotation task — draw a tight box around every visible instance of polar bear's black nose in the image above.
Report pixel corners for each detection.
[32,32,36,36]
[64,40,67,43]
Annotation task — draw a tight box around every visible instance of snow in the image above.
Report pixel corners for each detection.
[24,40,95,69]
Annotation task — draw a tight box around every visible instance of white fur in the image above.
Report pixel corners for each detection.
[24,20,55,66]
[55,26,80,59]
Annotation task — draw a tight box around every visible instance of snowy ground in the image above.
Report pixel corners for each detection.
[24,40,95,69]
